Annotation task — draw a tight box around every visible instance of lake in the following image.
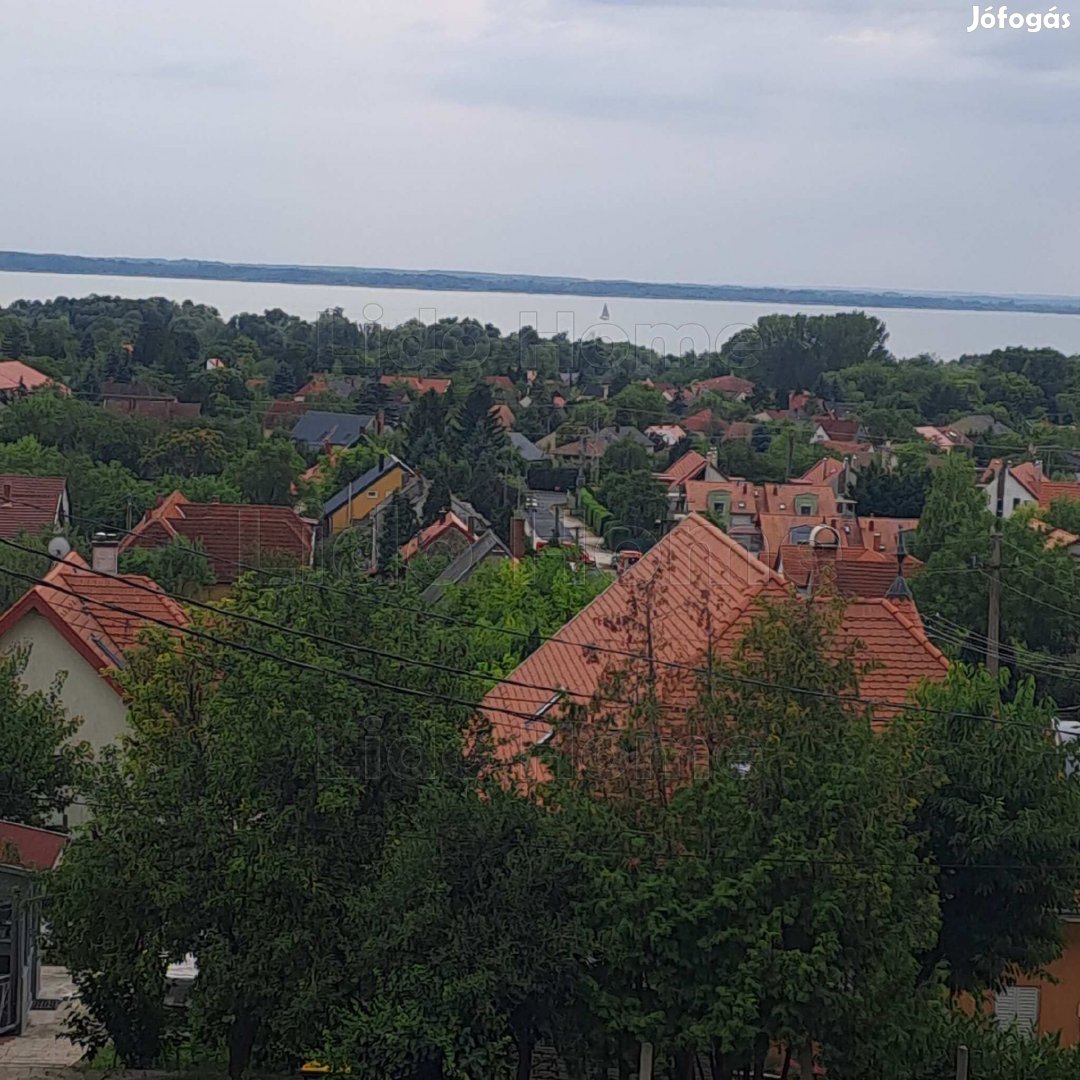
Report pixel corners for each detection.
[3,271,1080,361]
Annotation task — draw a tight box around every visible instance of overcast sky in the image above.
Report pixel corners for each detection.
[3,0,1077,296]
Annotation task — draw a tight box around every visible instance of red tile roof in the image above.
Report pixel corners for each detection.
[119,492,315,585]
[0,553,190,691]
[0,820,67,871]
[481,515,947,768]
[483,375,516,393]
[813,416,861,441]
[490,403,515,431]
[693,375,754,398]
[683,409,724,435]
[656,450,709,489]
[400,511,476,561]
[798,457,845,485]
[0,360,68,395]
[0,475,67,539]
[379,374,452,395]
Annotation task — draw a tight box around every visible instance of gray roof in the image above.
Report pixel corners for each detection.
[420,530,512,604]
[947,414,1015,437]
[508,432,546,462]
[323,455,406,516]
[290,410,375,449]
[597,426,655,450]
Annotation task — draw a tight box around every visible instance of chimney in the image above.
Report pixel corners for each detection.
[92,532,120,575]
[509,516,526,560]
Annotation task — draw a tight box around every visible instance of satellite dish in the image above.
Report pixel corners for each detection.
[48,535,72,560]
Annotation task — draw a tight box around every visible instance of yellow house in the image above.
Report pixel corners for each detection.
[323,455,413,535]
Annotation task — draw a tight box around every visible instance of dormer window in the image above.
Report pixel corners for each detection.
[794,494,818,516]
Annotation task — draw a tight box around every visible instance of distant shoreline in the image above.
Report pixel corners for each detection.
[3,249,1080,317]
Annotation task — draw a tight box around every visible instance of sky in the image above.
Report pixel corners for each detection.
[3,0,1078,296]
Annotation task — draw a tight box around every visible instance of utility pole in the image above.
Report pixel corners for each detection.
[955,1044,969,1080]
[553,503,562,546]
[987,461,1008,676]
[638,1042,654,1080]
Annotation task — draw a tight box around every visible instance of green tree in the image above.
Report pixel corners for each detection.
[908,666,1080,994]
[601,436,651,475]
[597,469,668,536]
[227,438,305,504]
[141,428,228,477]
[609,384,667,429]
[0,649,87,824]
[378,490,420,571]
[119,536,216,598]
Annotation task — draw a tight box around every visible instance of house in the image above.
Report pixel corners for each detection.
[798,456,847,491]
[683,409,727,437]
[947,414,1016,439]
[981,460,1080,518]
[0,360,68,400]
[290,410,381,451]
[294,374,370,401]
[119,492,316,592]
[655,450,723,492]
[100,381,201,421]
[379,374,452,395]
[419,530,514,605]
[322,455,415,535]
[400,511,477,562]
[645,424,687,448]
[691,374,755,401]
[914,425,974,453]
[0,547,190,821]
[205,356,226,370]
[597,426,655,452]
[508,432,546,464]
[490,403,516,432]
[811,416,866,444]
[0,821,67,1035]
[0,476,69,538]
[479,513,948,781]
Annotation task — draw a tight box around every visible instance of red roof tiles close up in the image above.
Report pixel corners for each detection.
[0,475,67,539]
[480,515,947,770]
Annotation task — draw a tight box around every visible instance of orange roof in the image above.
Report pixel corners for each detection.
[821,439,871,455]
[656,450,709,489]
[480,515,947,768]
[0,360,68,395]
[692,374,754,398]
[119,492,315,585]
[399,511,476,561]
[379,374,452,395]
[0,553,190,692]
[683,409,723,435]
[798,457,845,486]
[1030,518,1080,550]
[490,403,515,431]
[483,375,516,393]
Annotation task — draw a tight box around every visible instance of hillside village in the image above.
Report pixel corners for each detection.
[3,299,1080,1077]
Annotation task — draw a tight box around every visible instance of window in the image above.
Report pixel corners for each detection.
[1013,497,1022,509]
[367,489,379,499]
[994,985,1039,1037]
[788,525,813,544]
[794,494,818,516]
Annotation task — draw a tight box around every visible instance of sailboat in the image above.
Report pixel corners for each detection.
[600,303,610,321]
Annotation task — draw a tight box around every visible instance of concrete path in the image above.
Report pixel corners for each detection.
[0,967,83,1069]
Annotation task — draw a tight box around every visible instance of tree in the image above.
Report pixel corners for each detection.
[378,490,419,571]
[597,470,667,537]
[609,384,667,429]
[119,536,216,598]
[141,428,229,478]
[601,437,651,475]
[910,452,986,562]
[853,459,929,518]
[908,666,1080,993]
[0,649,87,825]
[227,438,305,504]
[421,473,452,526]
[322,780,587,1080]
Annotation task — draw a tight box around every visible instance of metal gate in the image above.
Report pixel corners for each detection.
[0,901,15,1034]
